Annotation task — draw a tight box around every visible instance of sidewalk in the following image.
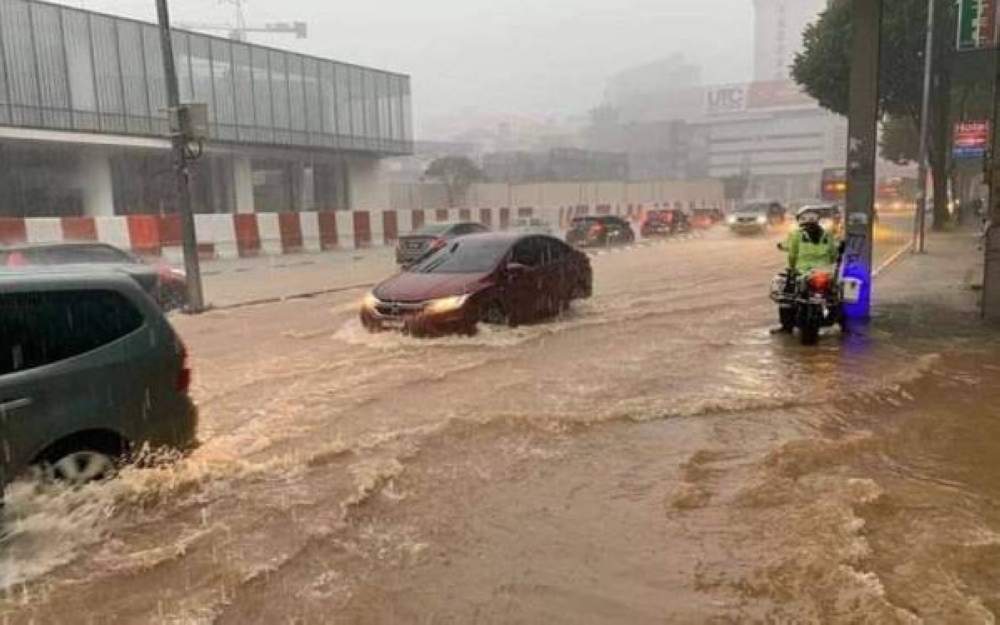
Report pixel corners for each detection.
[873,229,987,337]
[201,247,397,309]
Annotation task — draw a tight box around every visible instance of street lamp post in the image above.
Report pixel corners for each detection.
[155,0,206,313]
[914,0,937,254]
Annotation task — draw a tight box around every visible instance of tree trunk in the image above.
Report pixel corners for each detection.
[930,153,951,230]
[930,72,953,230]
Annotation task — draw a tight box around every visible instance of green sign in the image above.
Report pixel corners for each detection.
[959,0,998,51]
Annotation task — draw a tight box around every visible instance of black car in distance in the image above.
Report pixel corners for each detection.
[566,216,636,248]
[395,221,490,267]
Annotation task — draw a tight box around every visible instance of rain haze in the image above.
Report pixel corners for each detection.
[57,0,754,135]
[3,0,1000,622]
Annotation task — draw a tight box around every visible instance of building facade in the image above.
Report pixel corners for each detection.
[0,0,412,218]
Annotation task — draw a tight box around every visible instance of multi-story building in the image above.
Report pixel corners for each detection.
[0,0,412,218]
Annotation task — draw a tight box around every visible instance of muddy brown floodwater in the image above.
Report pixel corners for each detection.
[2,229,998,624]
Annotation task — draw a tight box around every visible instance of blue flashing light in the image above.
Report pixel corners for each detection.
[841,262,871,320]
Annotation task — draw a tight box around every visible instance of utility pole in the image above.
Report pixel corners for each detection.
[914,0,937,253]
[155,0,205,313]
[985,2,1000,322]
[842,0,883,321]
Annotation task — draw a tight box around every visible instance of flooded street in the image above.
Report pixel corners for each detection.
[2,230,997,623]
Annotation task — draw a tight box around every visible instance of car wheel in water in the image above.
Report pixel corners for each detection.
[481,301,509,326]
[33,450,118,487]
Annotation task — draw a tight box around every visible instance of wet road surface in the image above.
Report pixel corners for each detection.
[3,225,998,623]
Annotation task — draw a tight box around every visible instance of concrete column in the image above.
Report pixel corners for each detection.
[234,156,255,214]
[344,156,388,210]
[77,149,114,216]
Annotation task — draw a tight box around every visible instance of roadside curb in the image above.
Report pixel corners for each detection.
[874,241,914,278]
[207,282,376,312]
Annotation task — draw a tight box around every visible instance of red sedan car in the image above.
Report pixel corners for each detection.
[360,233,592,336]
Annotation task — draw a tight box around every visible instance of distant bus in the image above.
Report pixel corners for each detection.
[821,168,847,204]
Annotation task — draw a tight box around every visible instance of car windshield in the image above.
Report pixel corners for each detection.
[44,245,134,264]
[408,238,510,274]
[736,204,771,214]
[416,223,453,236]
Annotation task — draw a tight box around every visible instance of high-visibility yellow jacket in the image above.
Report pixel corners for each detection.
[786,225,838,273]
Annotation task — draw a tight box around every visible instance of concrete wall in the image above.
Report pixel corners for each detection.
[389,179,724,211]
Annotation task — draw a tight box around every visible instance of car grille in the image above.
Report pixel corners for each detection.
[374,301,426,319]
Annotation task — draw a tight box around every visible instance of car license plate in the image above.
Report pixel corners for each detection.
[406,241,423,250]
[381,319,405,330]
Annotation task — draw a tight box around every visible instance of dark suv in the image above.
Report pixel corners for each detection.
[0,269,198,493]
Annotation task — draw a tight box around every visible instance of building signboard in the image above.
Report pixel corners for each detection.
[705,85,748,116]
[953,120,991,159]
[958,0,999,51]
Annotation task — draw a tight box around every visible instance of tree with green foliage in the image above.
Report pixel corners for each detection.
[424,156,488,208]
[792,0,960,229]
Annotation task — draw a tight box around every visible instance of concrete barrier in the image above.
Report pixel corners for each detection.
[0,201,726,260]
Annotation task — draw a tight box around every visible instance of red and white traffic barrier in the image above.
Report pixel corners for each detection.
[0,202,724,260]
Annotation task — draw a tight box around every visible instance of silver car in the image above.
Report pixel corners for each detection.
[395,221,490,267]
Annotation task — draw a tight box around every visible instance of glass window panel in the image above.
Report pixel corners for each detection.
[349,66,364,143]
[389,75,401,143]
[142,25,167,134]
[319,62,335,135]
[334,63,351,139]
[379,73,391,145]
[0,3,9,124]
[117,20,149,133]
[210,38,235,140]
[171,31,193,102]
[287,54,306,134]
[1,0,40,126]
[250,45,271,142]
[61,11,96,129]
[303,57,322,137]
[90,14,124,132]
[30,4,71,128]
[402,77,412,145]
[187,35,214,123]
[269,50,290,143]
[364,70,379,146]
[232,43,254,137]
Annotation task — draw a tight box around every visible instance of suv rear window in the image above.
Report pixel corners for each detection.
[0,290,145,375]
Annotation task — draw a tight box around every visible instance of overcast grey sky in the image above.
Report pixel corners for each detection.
[61,0,754,137]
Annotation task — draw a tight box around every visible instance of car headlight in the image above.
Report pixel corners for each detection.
[756,215,767,224]
[727,215,737,224]
[424,294,470,314]
[362,292,380,310]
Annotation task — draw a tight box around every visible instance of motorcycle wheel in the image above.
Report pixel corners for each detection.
[779,307,796,333]
[798,308,822,345]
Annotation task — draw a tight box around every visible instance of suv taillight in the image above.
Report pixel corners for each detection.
[176,337,192,392]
